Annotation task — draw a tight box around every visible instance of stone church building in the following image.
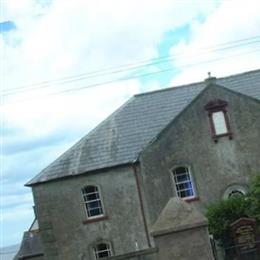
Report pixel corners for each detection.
[16,69,260,259]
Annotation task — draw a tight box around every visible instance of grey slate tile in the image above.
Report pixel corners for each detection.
[14,231,43,259]
[27,69,260,185]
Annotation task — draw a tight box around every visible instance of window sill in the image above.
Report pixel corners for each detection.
[82,215,108,225]
[183,196,200,203]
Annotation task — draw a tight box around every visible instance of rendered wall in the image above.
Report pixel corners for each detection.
[140,85,260,224]
[106,248,158,260]
[31,84,260,259]
[32,165,149,260]
[154,226,213,260]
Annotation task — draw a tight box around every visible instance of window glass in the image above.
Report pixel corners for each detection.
[212,111,228,135]
[82,186,104,218]
[228,190,244,198]
[94,243,112,259]
[173,167,194,199]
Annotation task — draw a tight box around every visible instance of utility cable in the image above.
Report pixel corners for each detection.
[3,47,260,104]
[2,35,260,96]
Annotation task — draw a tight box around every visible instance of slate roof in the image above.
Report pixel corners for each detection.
[27,69,260,185]
[14,231,43,259]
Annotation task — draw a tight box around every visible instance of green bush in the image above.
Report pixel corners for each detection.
[206,175,260,243]
[246,175,260,222]
[206,196,248,241]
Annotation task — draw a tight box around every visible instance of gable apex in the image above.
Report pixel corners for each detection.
[27,69,260,185]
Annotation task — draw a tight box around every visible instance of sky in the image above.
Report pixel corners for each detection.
[1,0,260,248]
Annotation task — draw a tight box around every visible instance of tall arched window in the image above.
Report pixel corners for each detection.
[172,167,195,199]
[82,185,104,218]
[93,242,112,259]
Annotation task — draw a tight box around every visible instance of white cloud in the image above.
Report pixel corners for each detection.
[2,79,141,158]
[1,201,34,246]
[1,203,33,222]
[1,0,220,247]
[169,0,260,86]
[2,0,260,248]
[3,0,217,89]
[1,0,218,172]
[1,0,217,142]
[1,193,32,208]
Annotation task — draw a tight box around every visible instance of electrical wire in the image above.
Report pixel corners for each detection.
[4,47,260,104]
[2,35,260,96]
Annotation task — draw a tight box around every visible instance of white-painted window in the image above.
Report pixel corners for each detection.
[212,111,228,135]
[223,185,247,199]
[93,243,112,259]
[172,167,195,199]
[82,186,104,218]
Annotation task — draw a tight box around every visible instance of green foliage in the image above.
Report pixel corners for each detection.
[206,175,260,242]
[246,175,260,221]
[206,196,248,241]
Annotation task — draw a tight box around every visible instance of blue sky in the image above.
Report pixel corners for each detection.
[1,0,260,248]
[0,21,16,32]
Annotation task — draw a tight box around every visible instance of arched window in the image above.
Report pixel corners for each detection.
[93,242,112,259]
[223,185,247,199]
[82,185,104,218]
[172,166,195,199]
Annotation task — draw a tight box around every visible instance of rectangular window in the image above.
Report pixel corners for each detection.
[204,99,233,142]
[212,111,228,135]
[94,243,112,259]
[173,167,195,199]
[82,186,104,218]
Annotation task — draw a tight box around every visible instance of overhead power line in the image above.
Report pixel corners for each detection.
[2,35,260,96]
[42,48,260,95]
[4,47,260,105]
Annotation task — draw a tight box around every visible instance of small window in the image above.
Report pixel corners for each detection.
[223,185,247,199]
[82,186,104,218]
[93,243,112,259]
[205,99,232,142]
[172,167,195,199]
[212,111,228,135]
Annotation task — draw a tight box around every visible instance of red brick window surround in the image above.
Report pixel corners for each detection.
[204,99,232,142]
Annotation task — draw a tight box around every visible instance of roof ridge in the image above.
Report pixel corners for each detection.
[134,82,203,97]
[134,68,260,98]
[218,68,260,81]
[26,67,260,186]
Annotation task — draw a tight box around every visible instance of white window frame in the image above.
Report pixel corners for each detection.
[82,185,104,219]
[223,185,247,200]
[93,242,112,259]
[171,166,196,199]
